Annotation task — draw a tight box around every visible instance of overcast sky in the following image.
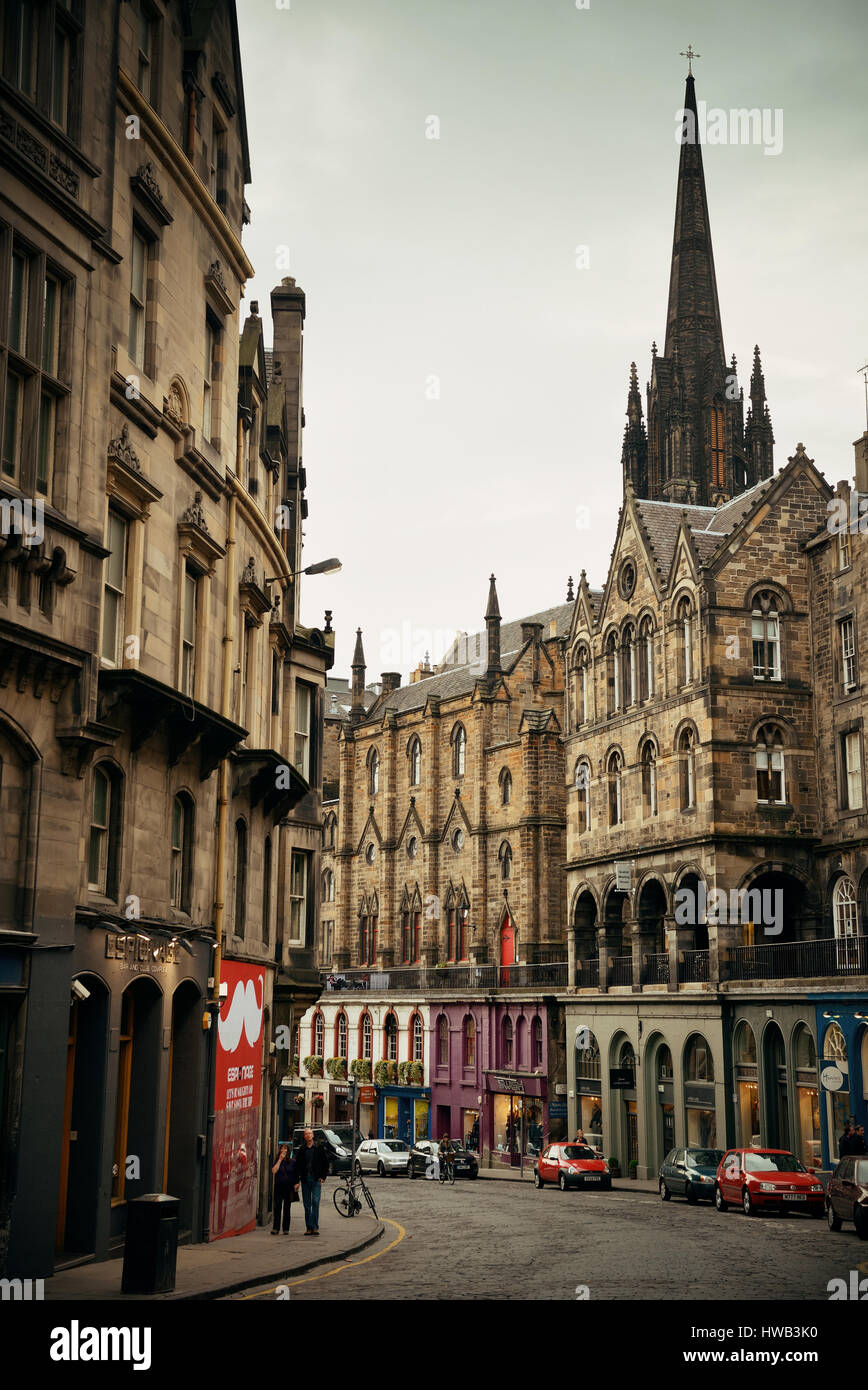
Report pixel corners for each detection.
[236,0,867,680]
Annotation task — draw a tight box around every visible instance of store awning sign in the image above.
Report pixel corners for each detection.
[821,1064,844,1092]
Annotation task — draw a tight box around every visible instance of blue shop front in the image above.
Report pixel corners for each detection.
[814,996,868,1168]
[378,1086,431,1144]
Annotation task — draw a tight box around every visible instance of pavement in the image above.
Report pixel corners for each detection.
[44,1212,384,1302]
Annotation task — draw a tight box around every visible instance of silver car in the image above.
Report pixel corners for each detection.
[355,1139,410,1177]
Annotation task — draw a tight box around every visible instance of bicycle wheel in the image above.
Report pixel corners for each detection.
[363,1183,379,1220]
[447,1163,455,1186]
[333,1184,355,1217]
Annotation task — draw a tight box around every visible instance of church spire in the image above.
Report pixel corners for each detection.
[621,361,648,496]
[664,72,726,393]
[350,627,367,723]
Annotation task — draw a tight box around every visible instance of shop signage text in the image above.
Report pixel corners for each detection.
[489,1075,526,1095]
[104,933,180,969]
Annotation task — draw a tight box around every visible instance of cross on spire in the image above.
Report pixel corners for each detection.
[680,44,701,76]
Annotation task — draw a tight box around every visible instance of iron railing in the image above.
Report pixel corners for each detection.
[609,955,634,986]
[576,956,600,988]
[680,949,710,983]
[321,962,567,992]
[722,935,868,982]
[643,952,670,985]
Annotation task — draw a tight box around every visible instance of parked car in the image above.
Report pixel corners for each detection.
[354,1138,411,1177]
[714,1148,825,1217]
[290,1126,353,1176]
[659,1147,724,1204]
[534,1142,611,1191]
[407,1139,479,1179]
[826,1155,868,1238]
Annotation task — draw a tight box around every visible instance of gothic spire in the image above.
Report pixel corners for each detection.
[664,73,726,387]
[350,627,367,722]
[485,574,502,679]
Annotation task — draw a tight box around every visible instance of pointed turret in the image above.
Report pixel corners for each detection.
[485,574,502,680]
[350,627,367,723]
[621,361,648,496]
[744,344,774,482]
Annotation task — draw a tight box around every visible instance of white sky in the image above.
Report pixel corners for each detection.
[236,0,867,679]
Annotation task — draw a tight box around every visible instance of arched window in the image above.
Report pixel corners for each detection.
[325,813,336,848]
[576,1032,600,1081]
[685,1033,714,1082]
[532,1015,543,1068]
[500,767,512,805]
[499,841,512,881]
[639,616,654,700]
[313,1010,324,1056]
[503,1016,514,1066]
[751,591,781,681]
[170,791,194,912]
[756,724,785,804]
[88,762,122,897]
[576,645,590,724]
[322,869,335,903]
[833,876,858,938]
[575,759,591,834]
[679,728,696,809]
[711,401,725,490]
[605,631,619,715]
[384,1011,398,1061]
[409,737,421,787]
[233,818,247,937]
[640,741,657,818]
[676,596,694,685]
[262,834,272,944]
[452,723,466,777]
[463,1015,475,1068]
[361,1011,373,1060]
[367,747,379,795]
[437,1014,449,1067]
[621,622,637,707]
[657,1045,673,1080]
[607,750,623,826]
[337,1011,348,1058]
[412,1012,424,1061]
[618,1040,636,1082]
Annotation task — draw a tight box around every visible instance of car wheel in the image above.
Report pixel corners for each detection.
[408,1161,416,1179]
[533,1171,544,1189]
[659,1179,671,1202]
[685,1183,698,1205]
[827,1202,842,1232]
[377,1161,386,1178]
[558,1173,568,1192]
[742,1187,756,1217]
[855,1207,868,1240]
[714,1185,727,1212]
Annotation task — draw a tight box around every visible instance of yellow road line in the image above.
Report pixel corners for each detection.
[238,1219,405,1299]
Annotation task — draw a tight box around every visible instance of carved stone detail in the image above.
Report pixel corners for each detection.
[50,153,79,196]
[108,423,141,473]
[180,490,210,534]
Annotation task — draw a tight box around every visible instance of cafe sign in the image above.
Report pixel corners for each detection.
[105,932,181,972]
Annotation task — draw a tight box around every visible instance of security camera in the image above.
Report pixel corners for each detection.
[71,979,91,1002]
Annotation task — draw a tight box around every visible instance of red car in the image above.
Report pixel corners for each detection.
[534,1142,611,1191]
[714,1148,825,1217]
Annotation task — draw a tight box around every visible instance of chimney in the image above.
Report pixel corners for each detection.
[380,672,402,696]
[270,276,306,475]
[521,621,543,645]
[855,430,868,496]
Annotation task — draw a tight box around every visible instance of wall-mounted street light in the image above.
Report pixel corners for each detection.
[265,557,342,584]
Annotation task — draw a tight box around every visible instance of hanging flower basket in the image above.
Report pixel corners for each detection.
[303,1054,323,1077]
[325,1057,347,1080]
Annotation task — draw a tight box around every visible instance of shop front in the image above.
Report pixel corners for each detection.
[485,1072,547,1167]
[815,1000,868,1169]
[378,1086,430,1144]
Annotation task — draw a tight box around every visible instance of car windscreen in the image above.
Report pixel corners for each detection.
[382,1141,408,1152]
[562,1146,596,1160]
[744,1151,805,1173]
[686,1149,723,1167]
[854,1160,868,1184]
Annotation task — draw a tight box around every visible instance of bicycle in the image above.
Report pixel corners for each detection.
[438,1153,456,1186]
[333,1170,379,1220]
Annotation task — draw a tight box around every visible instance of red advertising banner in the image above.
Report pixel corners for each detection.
[209,962,266,1240]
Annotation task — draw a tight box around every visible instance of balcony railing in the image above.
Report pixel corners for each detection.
[722,935,868,982]
[609,955,633,986]
[643,952,670,985]
[680,949,709,984]
[321,961,566,993]
[576,956,599,988]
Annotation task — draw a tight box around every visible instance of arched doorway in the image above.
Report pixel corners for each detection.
[683,1033,716,1147]
[500,914,516,984]
[614,1038,637,1170]
[604,887,630,984]
[733,1021,759,1146]
[822,1021,850,1162]
[56,974,109,1256]
[678,871,709,950]
[110,976,163,1242]
[637,879,668,983]
[763,1022,789,1149]
[165,981,204,1239]
[652,1039,674,1165]
[575,1029,602,1147]
[793,1024,820,1167]
[573,890,597,985]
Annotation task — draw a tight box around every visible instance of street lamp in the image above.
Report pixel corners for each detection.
[265,558,342,584]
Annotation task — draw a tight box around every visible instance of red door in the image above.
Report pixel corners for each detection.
[500,917,515,985]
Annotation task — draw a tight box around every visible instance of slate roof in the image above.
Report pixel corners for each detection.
[634,475,776,577]
[360,601,574,721]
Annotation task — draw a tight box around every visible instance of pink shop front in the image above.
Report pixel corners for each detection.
[485,1072,548,1166]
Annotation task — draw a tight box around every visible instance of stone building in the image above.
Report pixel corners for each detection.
[0,1,331,1277]
[332,577,572,974]
[560,72,868,1179]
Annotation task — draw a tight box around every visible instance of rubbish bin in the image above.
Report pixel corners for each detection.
[121,1193,179,1294]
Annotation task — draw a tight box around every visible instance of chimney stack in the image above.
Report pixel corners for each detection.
[855,430,868,496]
[380,672,402,696]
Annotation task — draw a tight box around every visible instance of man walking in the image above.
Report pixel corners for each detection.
[296,1128,329,1235]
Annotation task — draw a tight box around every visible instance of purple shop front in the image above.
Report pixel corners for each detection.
[428,1001,554,1167]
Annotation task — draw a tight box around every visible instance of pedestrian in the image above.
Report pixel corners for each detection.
[270,1144,299,1235]
[574,1129,586,1145]
[839,1120,856,1158]
[296,1127,329,1235]
[853,1124,867,1155]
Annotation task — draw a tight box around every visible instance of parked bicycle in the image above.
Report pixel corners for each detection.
[333,1169,379,1220]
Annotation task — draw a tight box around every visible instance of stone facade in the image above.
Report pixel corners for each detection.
[0,2,331,1276]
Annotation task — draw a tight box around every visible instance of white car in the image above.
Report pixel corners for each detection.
[354,1139,410,1177]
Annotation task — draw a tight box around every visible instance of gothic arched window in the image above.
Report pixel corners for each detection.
[679,728,696,809]
[607,750,623,826]
[755,724,785,804]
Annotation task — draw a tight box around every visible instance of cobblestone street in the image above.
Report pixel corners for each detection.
[230,1176,867,1302]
